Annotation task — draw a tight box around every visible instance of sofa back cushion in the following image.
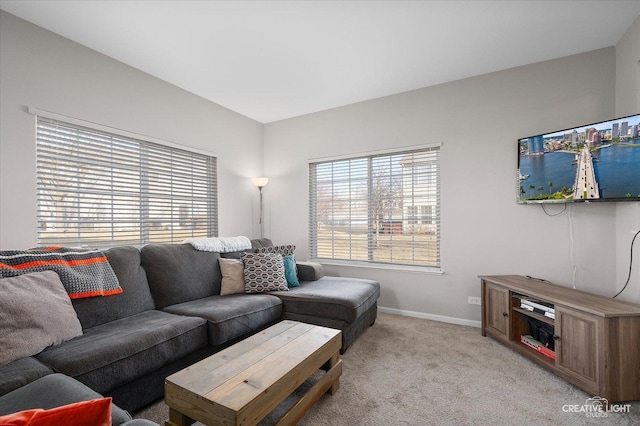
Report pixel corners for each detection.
[219,238,273,259]
[141,244,222,309]
[251,238,273,249]
[71,246,155,330]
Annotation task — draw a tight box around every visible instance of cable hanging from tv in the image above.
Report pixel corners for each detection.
[613,229,640,299]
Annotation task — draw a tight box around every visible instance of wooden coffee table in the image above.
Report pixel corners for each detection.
[164,320,342,426]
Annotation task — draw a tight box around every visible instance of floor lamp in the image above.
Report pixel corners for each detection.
[251,177,269,238]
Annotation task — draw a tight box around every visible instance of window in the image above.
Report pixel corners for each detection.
[36,116,217,248]
[309,146,440,268]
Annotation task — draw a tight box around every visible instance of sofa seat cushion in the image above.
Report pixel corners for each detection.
[35,310,207,394]
[0,357,53,397]
[270,276,380,324]
[0,373,132,426]
[163,294,282,346]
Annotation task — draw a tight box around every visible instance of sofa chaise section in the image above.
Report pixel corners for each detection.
[270,276,380,351]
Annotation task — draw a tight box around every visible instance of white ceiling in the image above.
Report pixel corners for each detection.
[2,1,640,123]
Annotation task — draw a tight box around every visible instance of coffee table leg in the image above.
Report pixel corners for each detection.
[165,407,196,426]
[275,354,342,426]
[328,352,340,395]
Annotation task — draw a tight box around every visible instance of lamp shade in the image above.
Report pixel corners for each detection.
[252,177,269,188]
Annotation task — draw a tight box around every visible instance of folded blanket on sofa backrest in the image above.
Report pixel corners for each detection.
[183,236,251,252]
[0,247,122,299]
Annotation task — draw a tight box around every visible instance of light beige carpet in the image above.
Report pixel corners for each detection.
[133,312,640,425]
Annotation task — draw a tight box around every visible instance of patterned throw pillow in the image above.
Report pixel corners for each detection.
[241,252,289,293]
[256,244,296,256]
[257,245,299,287]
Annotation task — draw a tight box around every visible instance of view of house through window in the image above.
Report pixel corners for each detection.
[36,117,217,248]
[309,146,440,267]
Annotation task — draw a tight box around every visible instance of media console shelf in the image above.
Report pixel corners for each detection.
[479,275,640,402]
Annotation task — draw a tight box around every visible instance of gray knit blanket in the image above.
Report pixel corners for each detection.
[0,247,122,299]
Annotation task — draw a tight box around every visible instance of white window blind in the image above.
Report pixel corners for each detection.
[309,146,440,268]
[36,116,217,248]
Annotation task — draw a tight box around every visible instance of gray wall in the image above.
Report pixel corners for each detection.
[0,11,265,249]
[2,10,639,323]
[263,48,621,324]
[615,15,640,117]
[614,16,640,304]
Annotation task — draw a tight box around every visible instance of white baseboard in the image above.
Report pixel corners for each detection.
[378,306,482,328]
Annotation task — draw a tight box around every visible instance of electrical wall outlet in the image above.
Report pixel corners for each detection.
[468,296,481,305]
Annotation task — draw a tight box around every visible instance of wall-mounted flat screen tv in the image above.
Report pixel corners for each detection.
[518,113,640,204]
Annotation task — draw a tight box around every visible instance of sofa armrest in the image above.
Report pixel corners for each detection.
[296,261,324,281]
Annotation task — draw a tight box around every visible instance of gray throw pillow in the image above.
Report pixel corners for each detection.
[241,252,289,293]
[0,271,83,365]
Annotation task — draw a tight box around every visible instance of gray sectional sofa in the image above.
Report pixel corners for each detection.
[0,239,379,424]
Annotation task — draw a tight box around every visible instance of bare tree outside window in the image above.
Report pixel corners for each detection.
[370,162,403,248]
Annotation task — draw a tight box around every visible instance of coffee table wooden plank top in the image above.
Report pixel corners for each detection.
[165,320,342,426]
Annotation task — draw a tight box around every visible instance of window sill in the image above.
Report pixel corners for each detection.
[310,259,443,275]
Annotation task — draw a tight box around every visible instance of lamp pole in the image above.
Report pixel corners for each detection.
[251,177,269,238]
[258,185,264,224]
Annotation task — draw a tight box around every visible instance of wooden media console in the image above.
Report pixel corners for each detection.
[480,275,640,403]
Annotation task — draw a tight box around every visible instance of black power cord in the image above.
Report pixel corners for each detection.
[613,229,640,298]
[540,203,567,216]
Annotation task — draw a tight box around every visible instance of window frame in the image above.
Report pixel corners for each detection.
[309,144,441,270]
[33,111,218,248]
